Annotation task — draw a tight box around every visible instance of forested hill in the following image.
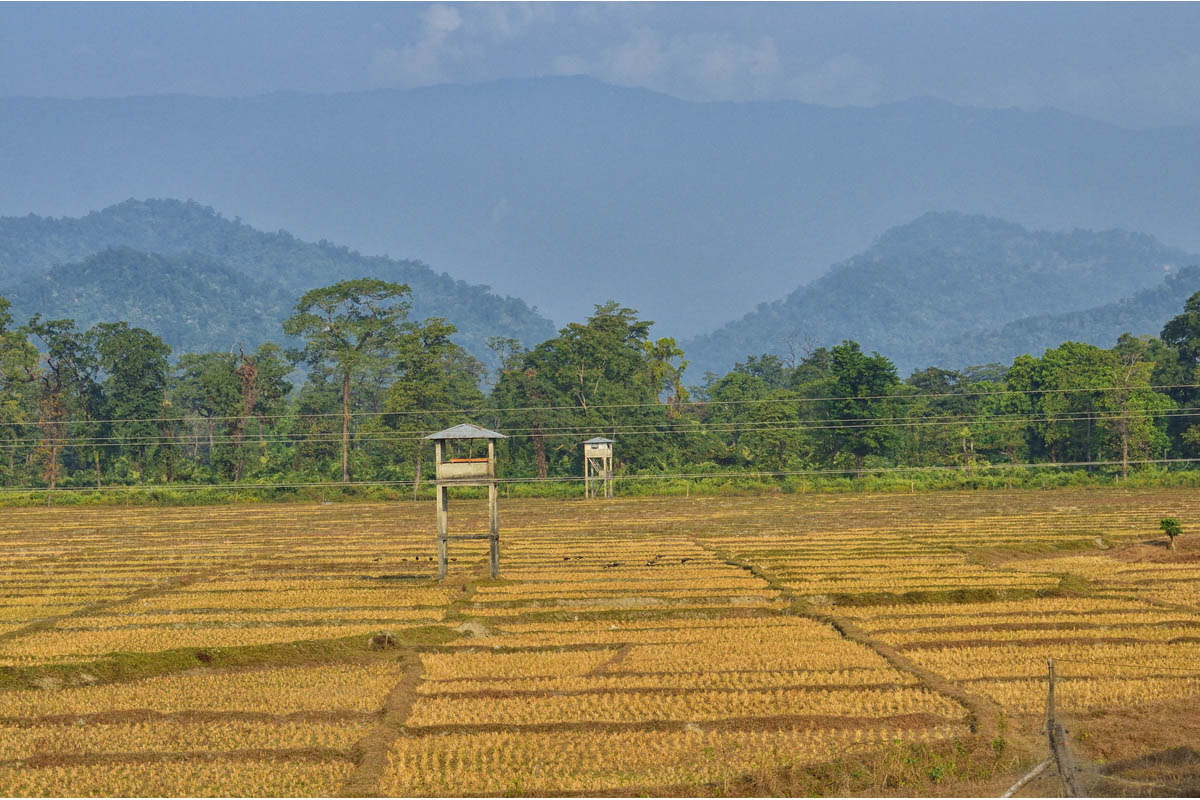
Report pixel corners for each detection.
[928,265,1200,367]
[0,199,556,359]
[683,213,1198,377]
[3,247,292,355]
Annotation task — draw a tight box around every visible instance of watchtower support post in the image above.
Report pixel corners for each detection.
[582,437,615,499]
[426,424,505,581]
[487,439,499,578]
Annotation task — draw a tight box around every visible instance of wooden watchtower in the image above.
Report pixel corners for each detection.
[582,437,614,499]
[425,424,506,580]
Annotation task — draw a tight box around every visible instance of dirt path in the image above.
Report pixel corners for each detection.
[339,561,487,796]
[339,650,424,797]
[696,540,1004,739]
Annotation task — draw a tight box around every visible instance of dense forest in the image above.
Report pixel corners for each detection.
[3,273,1200,497]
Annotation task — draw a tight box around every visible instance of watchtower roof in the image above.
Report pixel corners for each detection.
[582,436,615,444]
[425,423,507,441]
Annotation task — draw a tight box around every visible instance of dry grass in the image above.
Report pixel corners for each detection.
[1,490,1199,795]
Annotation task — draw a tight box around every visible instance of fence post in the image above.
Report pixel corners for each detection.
[1046,658,1084,797]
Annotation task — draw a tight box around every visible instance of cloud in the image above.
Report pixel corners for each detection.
[562,27,783,101]
[426,3,461,35]
[369,3,465,85]
[603,28,669,86]
[477,3,551,41]
[369,3,557,88]
[788,54,885,107]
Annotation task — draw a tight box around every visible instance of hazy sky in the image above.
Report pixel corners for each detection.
[2,2,1199,129]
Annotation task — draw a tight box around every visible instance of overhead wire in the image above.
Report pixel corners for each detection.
[3,456,1200,495]
[1,381,1198,429]
[2,404,1198,450]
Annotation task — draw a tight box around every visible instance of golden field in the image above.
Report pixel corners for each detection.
[1,490,1198,796]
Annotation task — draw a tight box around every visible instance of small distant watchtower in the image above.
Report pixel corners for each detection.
[425,423,506,580]
[582,437,614,499]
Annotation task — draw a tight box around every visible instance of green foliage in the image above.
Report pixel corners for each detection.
[284,279,414,482]
[380,317,487,491]
[1160,517,1182,541]
[90,322,173,478]
[824,341,901,475]
[1,272,1199,499]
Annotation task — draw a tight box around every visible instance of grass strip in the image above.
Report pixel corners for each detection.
[0,625,458,692]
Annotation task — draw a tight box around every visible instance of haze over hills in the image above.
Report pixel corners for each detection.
[928,265,1200,369]
[3,77,1200,335]
[4,247,292,355]
[683,213,1200,378]
[4,201,1196,384]
[0,199,555,361]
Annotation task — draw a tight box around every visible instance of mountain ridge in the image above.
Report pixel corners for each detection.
[0,199,556,361]
[3,77,1200,334]
[682,212,1197,377]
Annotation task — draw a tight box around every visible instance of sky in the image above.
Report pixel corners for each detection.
[2,2,1200,129]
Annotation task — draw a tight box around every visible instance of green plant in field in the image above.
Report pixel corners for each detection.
[1160,517,1183,550]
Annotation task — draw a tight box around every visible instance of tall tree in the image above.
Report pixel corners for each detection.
[1106,335,1174,477]
[1036,342,1112,465]
[903,367,980,469]
[174,351,241,472]
[824,341,900,476]
[1157,293,1200,453]
[283,279,412,482]
[231,343,292,482]
[89,322,172,480]
[490,302,668,478]
[642,337,690,415]
[0,297,38,483]
[385,318,486,496]
[23,316,100,488]
[1161,291,1200,367]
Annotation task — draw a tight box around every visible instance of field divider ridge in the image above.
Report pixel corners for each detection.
[340,648,426,797]
[0,568,222,645]
[0,535,301,648]
[693,538,1004,739]
[18,747,352,769]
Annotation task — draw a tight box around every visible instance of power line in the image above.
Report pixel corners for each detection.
[2,456,1199,495]
[1,381,1198,429]
[2,404,1196,450]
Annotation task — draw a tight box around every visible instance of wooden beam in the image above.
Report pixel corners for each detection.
[436,483,448,580]
[488,480,499,579]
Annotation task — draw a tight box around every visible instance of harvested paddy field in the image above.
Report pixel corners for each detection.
[1,489,1199,796]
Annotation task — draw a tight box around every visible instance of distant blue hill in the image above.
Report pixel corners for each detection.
[2,77,1199,336]
[683,213,1199,377]
[0,199,555,361]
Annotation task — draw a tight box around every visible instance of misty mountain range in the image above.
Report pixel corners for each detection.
[1,199,1196,381]
[3,76,1200,337]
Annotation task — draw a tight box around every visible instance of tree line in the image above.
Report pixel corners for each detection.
[3,277,1200,493]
